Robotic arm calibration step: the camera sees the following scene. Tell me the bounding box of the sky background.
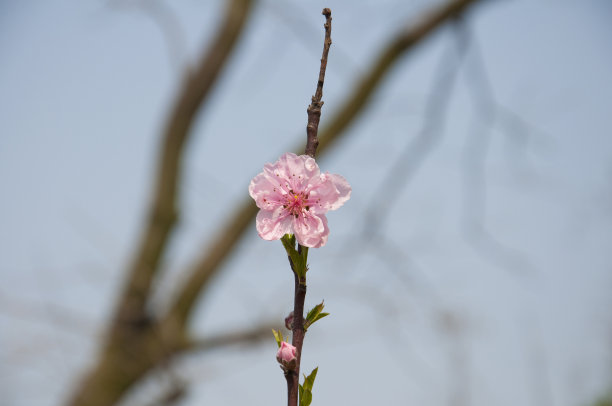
[1,0,611,405]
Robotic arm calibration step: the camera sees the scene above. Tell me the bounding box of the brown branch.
[114,0,254,327]
[285,10,333,406]
[287,271,307,406]
[304,8,332,158]
[165,0,486,332]
[67,1,255,406]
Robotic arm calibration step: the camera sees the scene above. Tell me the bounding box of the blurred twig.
[116,0,254,328]
[0,290,96,336]
[460,28,537,275]
[362,19,469,240]
[107,0,188,72]
[335,21,469,309]
[179,322,279,353]
[67,1,255,405]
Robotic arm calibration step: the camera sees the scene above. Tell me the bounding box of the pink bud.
[276,341,297,371]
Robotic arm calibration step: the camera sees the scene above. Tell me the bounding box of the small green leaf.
[272,329,283,348]
[306,301,324,321]
[304,302,329,330]
[302,367,318,392]
[311,312,329,324]
[298,384,304,405]
[299,367,318,406]
[281,235,308,277]
[301,391,312,406]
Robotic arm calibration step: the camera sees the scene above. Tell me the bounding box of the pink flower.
[276,341,297,371]
[249,152,351,248]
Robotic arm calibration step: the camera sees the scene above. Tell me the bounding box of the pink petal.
[307,173,352,213]
[326,173,351,210]
[249,172,285,209]
[249,152,349,247]
[293,213,329,248]
[256,207,292,241]
[269,153,320,192]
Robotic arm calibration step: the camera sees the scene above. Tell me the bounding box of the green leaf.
[304,302,329,330]
[302,367,318,392]
[272,329,283,348]
[281,234,308,278]
[301,391,312,406]
[311,312,329,324]
[305,301,324,322]
[299,367,318,406]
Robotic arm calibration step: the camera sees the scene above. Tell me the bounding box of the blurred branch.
[139,384,186,406]
[316,0,484,155]
[362,20,469,240]
[133,0,189,72]
[109,0,188,72]
[180,322,279,353]
[437,310,472,406]
[460,28,537,275]
[134,322,277,406]
[115,0,254,327]
[0,290,96,337]
[331,22,468,310]
[67,1,255,405]
[68,1,488,405]
[165,0,487,331]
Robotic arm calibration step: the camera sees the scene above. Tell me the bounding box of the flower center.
[284,190,309,218]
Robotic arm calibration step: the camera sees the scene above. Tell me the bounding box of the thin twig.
[304,8,332,158]
[286,271,307,406]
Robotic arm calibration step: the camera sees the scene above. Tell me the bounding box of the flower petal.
[293,213,329,248]
[270,153,320,192]
[326,173,351,210]
[250,152,349,247]
[249,172,285,209]
[307,173,352,213]
[256,207,292,241]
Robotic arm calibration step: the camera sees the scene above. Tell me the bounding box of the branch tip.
[304,8,332,159]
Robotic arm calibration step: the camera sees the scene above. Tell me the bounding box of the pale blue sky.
[1,1,611,405]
